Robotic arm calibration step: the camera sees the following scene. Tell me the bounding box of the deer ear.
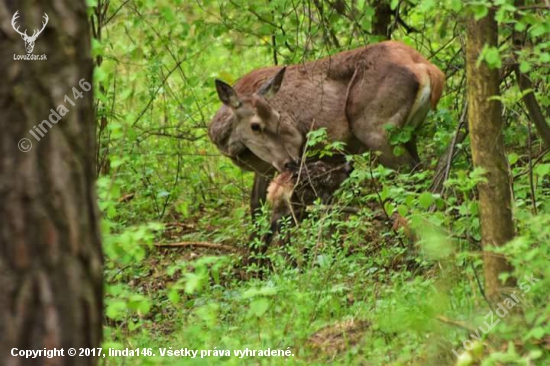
[257,67,286,97]
[215,79,241,108]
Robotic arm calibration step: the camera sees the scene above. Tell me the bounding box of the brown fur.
[209,41,445,173]
[264,158,352,247]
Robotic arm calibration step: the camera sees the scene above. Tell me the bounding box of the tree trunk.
[512,0,550,148]
[465,10,515,302]
[0,1,103,365]
[372,0,392,39]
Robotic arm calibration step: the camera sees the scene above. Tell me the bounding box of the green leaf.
[397,204,408,217]
[185,274,200,294]
[419,0,436,12]
[450,0,463,12]
[525,327,545,340]
[418,192,434,209]
[508,153,519,165]
[160,6,175,22]
[384,201,396,216]
[393,146,405,157]
[168,289,180,304]
[514,21,527,31]
[529,349,543,359]
[416,221,453,260]
[519,61,531,73]
[484,47,502,69]
[242,286,277,299]
[248,298,270,318]
[106,300,127,320]
[534,164,550,177]
[530,24,546,37]
[472,5,489,20]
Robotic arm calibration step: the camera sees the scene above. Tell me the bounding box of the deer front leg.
[247,173,273,269]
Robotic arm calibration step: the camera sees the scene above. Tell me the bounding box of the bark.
[372,0,392,39]
[513,0,550,148]
[514,68,550,148]
[0,1,103,365]
[465,10,515,302]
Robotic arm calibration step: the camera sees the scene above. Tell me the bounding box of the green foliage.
[91,0,550,364]
[305,128,347,158]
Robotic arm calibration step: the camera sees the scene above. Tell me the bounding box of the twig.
[527,112,538,214]
[305,205,360,214]
[154,241,240,252]
[368,154,406,248]
[132,60,185,127]
[471,262,495,313]
[436,315,476,333]
[516,5,550,10]
[445,104,468,182]
[513,148,550,179]
[105,0,131,25]
[396,14,418,34]
[165,222,195,228]
[430,100,469,194]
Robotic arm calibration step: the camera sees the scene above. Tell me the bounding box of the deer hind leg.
[347,102,419,170]
[403,80,432,168]
[345,65,426,170]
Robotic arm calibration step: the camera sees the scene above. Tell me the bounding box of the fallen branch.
[164,222,196,229]
[436,315,476,332]
[305,204,360,214]
[154,241,240,252]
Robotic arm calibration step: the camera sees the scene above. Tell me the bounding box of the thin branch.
[513,148,550,179]
[131,60,185,127]
[154,241,240,252]
[396,14,418,34]
[435,316,476,333]
[368,154,406,248]
[139,131,206,141]
[515,70,550,148]
[527,111,538,214]
[512,0,550,148]
[105,0,131,25]
[516,5,550,10]
[430,100,469,194]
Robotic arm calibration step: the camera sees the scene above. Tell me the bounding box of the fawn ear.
[257,67,286,97]
[215,79,241,108]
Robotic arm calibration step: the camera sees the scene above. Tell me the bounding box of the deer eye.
[250,123,261,132]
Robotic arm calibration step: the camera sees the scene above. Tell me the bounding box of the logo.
[12,11,48,60]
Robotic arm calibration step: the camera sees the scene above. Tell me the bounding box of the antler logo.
[11,11,49,54]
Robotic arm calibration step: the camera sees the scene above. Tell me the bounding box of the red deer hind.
[209,40,445,220]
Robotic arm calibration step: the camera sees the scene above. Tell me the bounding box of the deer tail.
[427,66,445,110]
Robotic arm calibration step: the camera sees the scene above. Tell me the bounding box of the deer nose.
[283,159,300,171]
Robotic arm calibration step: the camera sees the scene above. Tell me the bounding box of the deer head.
[12,11,49,54]
[215,67,304,172]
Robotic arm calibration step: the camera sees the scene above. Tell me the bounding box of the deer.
[11,11,49,54]
[264,156,353,252]
[208,40,444,261]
